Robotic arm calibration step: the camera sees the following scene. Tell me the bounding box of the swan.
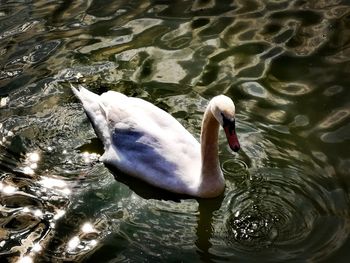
[71,85,240,198]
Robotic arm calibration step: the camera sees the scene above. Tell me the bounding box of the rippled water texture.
[1,0,350,262]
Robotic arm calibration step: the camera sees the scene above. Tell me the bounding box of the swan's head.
[210,95,240,152]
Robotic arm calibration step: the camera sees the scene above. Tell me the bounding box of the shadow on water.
[107,164,226,263]
[196,196,225,263]
[106,163,189,202]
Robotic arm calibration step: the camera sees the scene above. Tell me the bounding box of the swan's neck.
[199,105,225,197]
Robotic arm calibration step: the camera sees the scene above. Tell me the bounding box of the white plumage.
[71,85,240,198]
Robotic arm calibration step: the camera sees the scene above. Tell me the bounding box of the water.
[0,0,349,262]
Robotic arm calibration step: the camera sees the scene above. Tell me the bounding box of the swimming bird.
[71,85,240,198]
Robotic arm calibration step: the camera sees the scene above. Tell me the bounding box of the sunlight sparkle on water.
[82,222,96,233]
[22,207,30,213]
[39,176,66,188]
[82,151,100,163]
[17,256,33,263]
[67,236,80,251]
[90,240,98,246]
[22,151,41,175]
[0,182,17,194]
[32,243,42,252]
[34,209,43,218]
[28,152,40,162]
[54,209,66,220]
[39,176,71,195]
[0,96,9,107]
[23,167,34,175]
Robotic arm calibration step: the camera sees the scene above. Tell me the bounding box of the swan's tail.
[70,84,110,147]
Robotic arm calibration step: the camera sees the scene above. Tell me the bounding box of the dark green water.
[1,0,350,262]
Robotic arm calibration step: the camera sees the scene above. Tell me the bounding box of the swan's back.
[72,86,202,195]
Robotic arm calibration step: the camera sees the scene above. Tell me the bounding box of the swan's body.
[72,85,240,198]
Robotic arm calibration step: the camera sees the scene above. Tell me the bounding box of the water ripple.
[213,167,350,262]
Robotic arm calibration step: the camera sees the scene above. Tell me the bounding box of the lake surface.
[1,0,350,262]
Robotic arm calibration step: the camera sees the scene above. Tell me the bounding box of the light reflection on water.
[0,0,350,262]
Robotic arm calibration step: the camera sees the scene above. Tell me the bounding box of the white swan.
[71,85,240,198]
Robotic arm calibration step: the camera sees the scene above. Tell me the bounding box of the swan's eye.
[221,113,234,128]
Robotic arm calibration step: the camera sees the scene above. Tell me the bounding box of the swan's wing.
[99,92,202,192]
[105,121,201,193]
[72,85,201,193]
